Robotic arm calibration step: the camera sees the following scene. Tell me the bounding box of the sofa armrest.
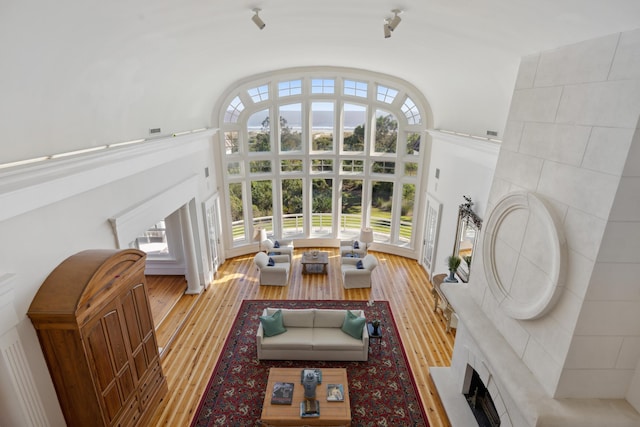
[270,254,290,263]
[256,321,264,345]
[343,269,369,277]
[360,313,369,347]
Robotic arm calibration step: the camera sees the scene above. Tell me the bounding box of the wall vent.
[149,128,162,134]
[486,130,498,137]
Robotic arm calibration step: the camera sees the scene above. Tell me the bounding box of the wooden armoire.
[28,249,167,427]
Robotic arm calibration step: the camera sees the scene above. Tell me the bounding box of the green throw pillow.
[259,309,287,337]
[341,310,366,339]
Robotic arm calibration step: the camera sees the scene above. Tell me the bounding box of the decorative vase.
[373,325,379,335]
[444,270,458,283]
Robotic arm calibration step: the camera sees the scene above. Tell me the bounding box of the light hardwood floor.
[147,249,455,427]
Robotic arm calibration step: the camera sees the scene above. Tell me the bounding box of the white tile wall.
[509,86,562,123]
[556,368,634,398]
[519,122,591,165]
[609,177,640,221]
[583,127,635,175]
[587,262,640,301]
[515,53,539,89]
[556,80,640,128]
[609,28,640,80]
[535,33,618,87]
[538,161,619,220]
[565,335,624,369]
[597,221,640,263]
[473,28,640,404]
[494,150,543,190]
[575,300,640,336]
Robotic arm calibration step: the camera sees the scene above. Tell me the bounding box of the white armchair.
[262,238,294,257]
[339,240,367,258]
[254,252,291,286]
[341,254,378,289]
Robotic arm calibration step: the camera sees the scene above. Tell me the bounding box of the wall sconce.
[252,8,266,30]
[388,9,402,31]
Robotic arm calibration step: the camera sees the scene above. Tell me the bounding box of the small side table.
[367,322,382,352]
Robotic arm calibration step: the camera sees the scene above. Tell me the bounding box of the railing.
[231,214,413,243]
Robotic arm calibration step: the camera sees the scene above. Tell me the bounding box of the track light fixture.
[388,9,402,31]
[383,19,391,38]
[251,8,265,30]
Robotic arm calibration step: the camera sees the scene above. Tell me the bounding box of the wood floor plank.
[147,249,455,427]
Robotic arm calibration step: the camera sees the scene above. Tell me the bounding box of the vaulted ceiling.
[2,0,639,163]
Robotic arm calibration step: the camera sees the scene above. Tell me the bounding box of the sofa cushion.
[341,310,366,339]
[267,308,314,328]
[313,328,365,351]
[259,309,286,337]
[314,309,348,328]
[260,327,313,350]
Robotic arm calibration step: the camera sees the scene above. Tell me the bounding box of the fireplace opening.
[463,367,500,427]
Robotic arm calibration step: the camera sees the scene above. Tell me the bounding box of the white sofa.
[254,252,291,286]
[256,308,369,361]
[262,238,294,257]
[341,254,378,289]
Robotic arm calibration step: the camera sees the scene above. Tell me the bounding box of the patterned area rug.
[191,300,428,427]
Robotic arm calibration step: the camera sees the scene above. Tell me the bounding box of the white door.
[422,193,442,282]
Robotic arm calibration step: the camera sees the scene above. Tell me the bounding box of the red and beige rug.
[190,299,429,427]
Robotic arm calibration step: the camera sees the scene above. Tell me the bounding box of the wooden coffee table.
[301,251,329,274]
[260,367,351,426]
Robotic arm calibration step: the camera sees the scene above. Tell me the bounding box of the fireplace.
[464,366,500,427]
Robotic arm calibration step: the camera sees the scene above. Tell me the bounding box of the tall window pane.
[280,104,302,152]
[281,159,303,172]
[341,179,362,232]
[400,184,415,243]
[225,131,239,154]
[407,132,421,155]
[249,160,271,173]
[375,110,398,153]
[311,159,333,172]
[371,181,393,240]
[311,102,333,151]
[251,180,273,233]
[312,178,333,235]
[229,183,245,241]
[247,109,270,152]
[282,179,303,237]
[343,103,366,152]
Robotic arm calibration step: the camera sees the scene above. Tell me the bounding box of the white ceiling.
[2,0,640,163]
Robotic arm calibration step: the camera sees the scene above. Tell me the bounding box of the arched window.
[217,68,428,251]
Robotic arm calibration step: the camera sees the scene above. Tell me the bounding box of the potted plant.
[463,254,472,270]
[445,255,461,282]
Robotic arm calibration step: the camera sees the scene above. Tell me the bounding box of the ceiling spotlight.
[384,19,391,38]
[252,8,265,30]
[388,9,402,31]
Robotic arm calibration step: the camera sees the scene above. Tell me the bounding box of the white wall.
[0,132,217,426]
